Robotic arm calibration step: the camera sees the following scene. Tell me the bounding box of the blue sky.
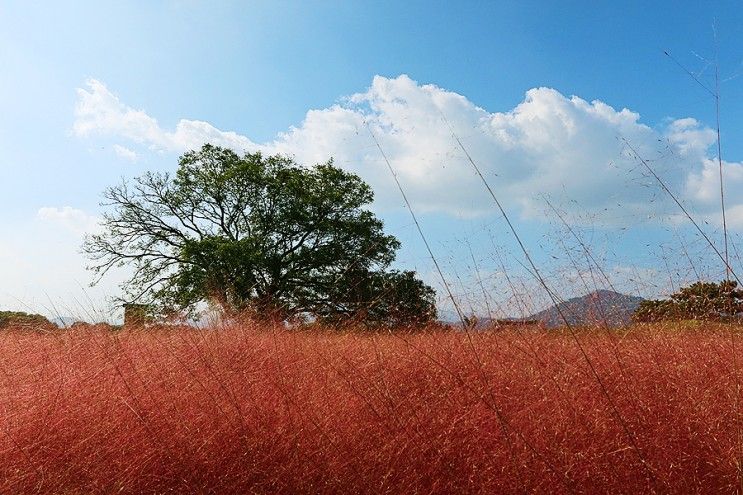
[2,1,743,320]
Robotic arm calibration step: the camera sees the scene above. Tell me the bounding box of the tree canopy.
[85,144,436,327]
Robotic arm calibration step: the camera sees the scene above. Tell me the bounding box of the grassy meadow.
[0,320,740,494]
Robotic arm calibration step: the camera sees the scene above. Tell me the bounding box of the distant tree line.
[632,280,743,323]
[0,311,55,330]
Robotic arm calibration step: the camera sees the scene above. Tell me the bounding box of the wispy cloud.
[112,144,138,162]
[37,206,100,236]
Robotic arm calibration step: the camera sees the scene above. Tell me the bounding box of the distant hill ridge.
[528,289,645,328]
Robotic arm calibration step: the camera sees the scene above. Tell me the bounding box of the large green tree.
[85,144,436,327]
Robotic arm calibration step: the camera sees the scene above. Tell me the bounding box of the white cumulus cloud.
[74,79,258,153]
[72,75,743,224]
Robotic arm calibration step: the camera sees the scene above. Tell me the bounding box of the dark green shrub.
[0,311,56,330]
[632,280,743,322]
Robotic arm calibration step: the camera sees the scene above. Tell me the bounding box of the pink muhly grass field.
[0,321,740,493]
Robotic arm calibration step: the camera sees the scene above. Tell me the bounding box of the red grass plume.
[0,322,740,493]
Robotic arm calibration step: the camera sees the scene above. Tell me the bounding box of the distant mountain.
[528,290,645,328]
